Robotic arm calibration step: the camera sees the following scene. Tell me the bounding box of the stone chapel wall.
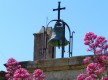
[20,56,87,80]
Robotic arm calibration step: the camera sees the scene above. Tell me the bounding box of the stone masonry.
[20,55,87,80]
[33,27,56,61]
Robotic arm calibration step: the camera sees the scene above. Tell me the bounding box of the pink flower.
[95,49,102,54]
[83,57,91,64]
[90,74,97,78]
[6,58,21,80]
[84,40,90,45]
[102,75,108,80]
[6,58,21,73]
[94,55,107,67]
[84,32,108,54]
[84,32,97,41]
[86,63,98,74]
[95,36,106,47]
[77,73,87,80]
[104,44,108,49]
[85,76,94,80]
[86,62,105,79]
[33,69,45,80]
[14,68,30,80]
[89,43,95,48]
[81,32,108,80]
[95,67,105,75]
[5,73,10,78]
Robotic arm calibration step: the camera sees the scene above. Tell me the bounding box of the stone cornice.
[20,55,88,72]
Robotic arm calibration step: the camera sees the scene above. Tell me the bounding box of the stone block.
[69,56,85,65]
[52,58,69,66]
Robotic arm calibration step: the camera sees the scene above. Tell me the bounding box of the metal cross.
[53,1,66,20]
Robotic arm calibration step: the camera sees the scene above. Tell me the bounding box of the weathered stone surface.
[45,69,86,80]
[69,56,85,65]
[20,55,89,80]
[33,27,56,61]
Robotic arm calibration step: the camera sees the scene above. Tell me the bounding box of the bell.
[48,22,69,46]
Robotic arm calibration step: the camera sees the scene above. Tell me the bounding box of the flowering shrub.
[5,58,45,80]
[5,58,21,79]
[77,32,108,80]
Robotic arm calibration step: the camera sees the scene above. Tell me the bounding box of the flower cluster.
[77,32,108,80]
[102,75,108,80]
[77,73,94,80]
[5,58,45,80]
[87,63,105,76]
[14,68,30,80]
[33,69,45,80]
[84,32,108,54]
[84,32,97,45]
[83,57,91,64]
[77,73,87,80]
[6,58,21,79]
[6,58,21,73]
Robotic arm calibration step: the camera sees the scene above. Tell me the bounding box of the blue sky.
[0,0,108,71]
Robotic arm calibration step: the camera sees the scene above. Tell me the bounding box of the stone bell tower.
[33,26,56,61]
